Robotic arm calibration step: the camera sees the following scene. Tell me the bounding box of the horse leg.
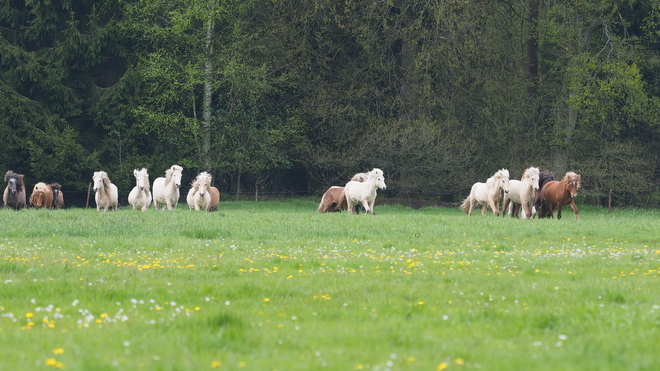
[481,204,487,216]
[502,197,510,218]
[557,206,562,220]
[363,200,373,215]
[569,200,580,220]
[488,199,499,216]
[467,198,474,216]
[346,199,355,214]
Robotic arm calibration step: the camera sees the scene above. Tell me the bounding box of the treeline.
[1,0,659,205]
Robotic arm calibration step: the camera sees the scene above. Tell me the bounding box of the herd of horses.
[2,166,219,212]
[3,165,579,219]
[459,167,582,220]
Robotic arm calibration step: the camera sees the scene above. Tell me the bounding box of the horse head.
[195,172,211,196]
[564,172,581,198]
[92,171,107,192]
[498,169,510,194]
[170,165,183,188]
[375,175,386,190]
[4,171,22,194]
[524,167,540,192]
[134,168,150,192]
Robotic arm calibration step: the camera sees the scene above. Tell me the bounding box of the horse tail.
[459,197,471,214]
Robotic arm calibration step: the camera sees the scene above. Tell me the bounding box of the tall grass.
[0,202,659,370]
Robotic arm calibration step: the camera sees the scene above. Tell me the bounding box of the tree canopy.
[2,0,659,205]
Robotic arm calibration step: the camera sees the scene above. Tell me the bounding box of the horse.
[344,168,386,215]
[208,186,220,211]
[92,171,118,212]
[539,171,581,220]
[186,172,213,211]
[152,165,183,210]
[459,169,510,216]
[3,171,26,210]
[49,183,65,209]
[29,182,54,209]
[128,168,152,211]
[534,171,555,218]
[318,186,348,213]
[502,167,540,219]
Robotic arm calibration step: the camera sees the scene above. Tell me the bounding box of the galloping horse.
[460,169,510,216]
[344,168,386,215]
[187,172,213,211]
[128,168,152,211]
[3,171,26,210]
[534,171,555,218]
[29,182,54,209]
[539,171,581,220]
[49,183,65,209]
[92,171,119,212]
[318,186,348,213]
[208,186,220,211]
[153,165,183,210]
[502,167,540,219]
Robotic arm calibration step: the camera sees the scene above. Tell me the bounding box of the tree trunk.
[202,0,216,169]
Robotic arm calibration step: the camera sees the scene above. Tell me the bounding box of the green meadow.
[0,201,659,370]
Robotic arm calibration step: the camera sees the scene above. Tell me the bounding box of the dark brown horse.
[534,171,555,218]
[49,183,65,209]
[3,171,26,210]
[539,172,581,220]
[29,182,54,209]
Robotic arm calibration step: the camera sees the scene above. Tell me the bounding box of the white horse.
[502,167,540,219]
[344,168,386,215]
[128,168,152,211]
[92,171,118,212]
[152,165,183,210]
[459,169,510,216]
[187,172,213,211]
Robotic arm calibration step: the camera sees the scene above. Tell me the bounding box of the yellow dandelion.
[264,298,270,302]
[195,307,201,311]
[46,358,57,366]
[455,357,465,365]
[53,348,64,355]
[211,360,221,368]
[437,362,448,370]
[238,361,246,368]
[26,313,33,318]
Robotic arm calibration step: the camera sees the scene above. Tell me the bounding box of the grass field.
[0,201,659,370]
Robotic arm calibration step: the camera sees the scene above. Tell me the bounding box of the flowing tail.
[459,197,471,214]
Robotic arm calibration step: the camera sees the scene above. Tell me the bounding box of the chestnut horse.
[3,171,26,210]
[29,182,54,209]
[49,183,65,209]
[539,172,581,220]
[318,186,348,213]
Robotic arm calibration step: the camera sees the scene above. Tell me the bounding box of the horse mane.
[538,171,554,189]
[136,168,150,191]
[165,165,183,184]
[522,167,539,179]
[563,172,581,189]
[486,169,508,189]
[4,171,23,185]
[191,172,211,190]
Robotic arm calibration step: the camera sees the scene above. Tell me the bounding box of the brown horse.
[318,186,348,213]
[208,186,220,212]
[29,182,54,209]
[539,172,581,220]
[49,183,65,209]
[3,171,26,210]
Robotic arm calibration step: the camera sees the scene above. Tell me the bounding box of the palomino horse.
[153,165,183,210]
[29,182,54,209]
[502,167,540,219]
[49,183,65,209]
[208,186,220,211]
[187,172,213,211]
[92,171,119,212]
[460,169,510,216]
[539,171,581,220]
[128,168,152,211]
[534,171,555,218]
[3,171,26,210]
[344,168,386,215]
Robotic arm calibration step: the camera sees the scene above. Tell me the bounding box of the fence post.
[608,189,612,212]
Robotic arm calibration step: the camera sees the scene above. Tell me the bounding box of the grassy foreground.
[0,201,659,370]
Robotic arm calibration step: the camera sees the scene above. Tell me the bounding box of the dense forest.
[1,0,659,206]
